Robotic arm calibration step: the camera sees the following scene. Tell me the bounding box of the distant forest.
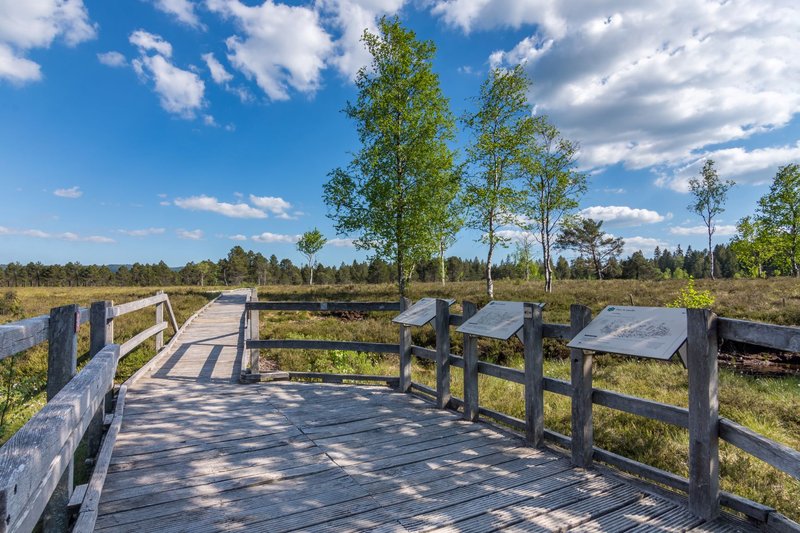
[0,241,769,288]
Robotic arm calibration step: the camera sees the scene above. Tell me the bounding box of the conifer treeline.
[0,242,751,287]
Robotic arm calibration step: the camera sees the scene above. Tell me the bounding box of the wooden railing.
[245,297,800,531]
[0,292,182,533]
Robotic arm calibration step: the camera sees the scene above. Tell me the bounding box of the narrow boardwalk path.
[95,293,755,532]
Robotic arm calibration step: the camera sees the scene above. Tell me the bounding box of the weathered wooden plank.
[435,299,451,410]
[570,304,593,468]
[543,323,571,340]
[87,300,113,460]
[154,291,164,352]
[448,313,463,327]
[0,344,118,533]
[478,407,525,431]
[593,447,689,492]
[0,313,49,361]
[477,360,524,384]
[766,512,800,533]
[397,298,414,392]
[592,388,689,428]
[163,295,179,334]
[412,345,436,361]
[569,495,677,533]
[289,372,398,385]
[687,308,720,520]
[524,302,544,447]
[718,317,800,353]
[248,339,400,353]
[119,322,168,359]
[43,304,79,533]
[249,288,259,374]
[246,301,401,312]
[719,417,800,480]
[543,377,571,396]
[107,293,168,319]
[462,301,478,422]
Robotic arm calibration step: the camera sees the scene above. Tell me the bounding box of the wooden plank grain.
[719,418,800,480]
[0,314,49,361]
[107,293,168,319]
[435,299,451,410]
[718,318,800,353]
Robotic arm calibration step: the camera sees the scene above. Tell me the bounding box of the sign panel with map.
[392,298,455,327]
[567,306,688,360]
[457,301,543,340]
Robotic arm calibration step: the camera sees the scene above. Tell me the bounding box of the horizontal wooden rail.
[543,377,571,396]
[0,308,90,362]
[246,301,401,312]
[718,317,800,353]
[248,339,400,353]
[119,322,169,359]
[0,344,119,533]
[288,372,398,386]
[106,293,169,319]
[719,417,800,481]
[592,388,690,429]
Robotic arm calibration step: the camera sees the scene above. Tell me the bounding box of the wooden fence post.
[570,304,593,468]
[87,301,113,460]
[687,308,720,520]
[398,297,412,393]
[435,299,451,409]
[462,301,478,422]
[155,290,164,352]
[524,303,544,447]
[42,304,79,533]
[249,288,259,375]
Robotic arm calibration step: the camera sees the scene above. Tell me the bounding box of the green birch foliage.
[730,216,775,278]
[462,65,534,298]
[521,117,587,293]
[296,228,327,286]
[756,163,800,277]
[687,159,734,279]
[323,17,457,296]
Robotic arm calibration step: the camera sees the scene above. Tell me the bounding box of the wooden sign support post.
[523,303,544,447]
[462,301,478,422]
[398,297,412,392]
[249,288,260,376]
[570,304,593,468]
[42,304,79,533]
[687,308,720,520]
[434,299,451,409]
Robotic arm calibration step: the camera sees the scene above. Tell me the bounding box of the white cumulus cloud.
[175,194,267,218]
[657,142,800,192]
[579,205,665,226]
[118,227,166,237]
[177,228,204,240]
[248,194,293,218]
[443,1,800,180]
[97,51,127,67]
[229,234,248,241]
[0,225,113,243]
[206,0,333,101]
[54,186,82,198]
[317,0,406,80]
[151,0,204,29]
[251,231,298,243]
[133,52,205,118]
[621,236,669,256]
[202,52,233,84]
[0,0,97,83]
[129,29,173,57]
[327,237,355,247]
[669,225,737,237]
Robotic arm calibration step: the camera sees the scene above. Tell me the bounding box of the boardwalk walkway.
[94,292,755,532]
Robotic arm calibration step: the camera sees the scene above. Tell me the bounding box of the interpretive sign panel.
[392,298,455,327]
[567,306,688,360]
[457,300,542,340]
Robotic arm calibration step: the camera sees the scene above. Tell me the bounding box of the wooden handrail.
[246,301,401,312]
[0,344,119,533]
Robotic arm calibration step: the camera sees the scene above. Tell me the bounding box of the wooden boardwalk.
[94,292,757,532]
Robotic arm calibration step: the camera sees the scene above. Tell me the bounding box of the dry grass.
[256,278,800,522]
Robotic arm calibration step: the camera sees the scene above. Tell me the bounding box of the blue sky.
[1,0,799,267]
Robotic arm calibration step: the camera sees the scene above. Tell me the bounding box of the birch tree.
[462,65,532,298]
[687,160,734,280]
[323,17,457,297]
